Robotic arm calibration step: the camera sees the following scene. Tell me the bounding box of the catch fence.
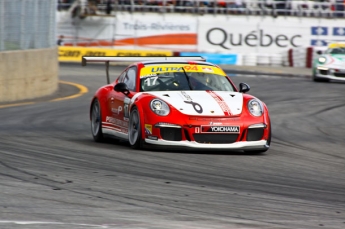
[58,0,345,18]
[0,0,56,51]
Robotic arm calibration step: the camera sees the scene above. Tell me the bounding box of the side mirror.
[316,50,323,55]
[114,82,130,95]
[239,82,250,93]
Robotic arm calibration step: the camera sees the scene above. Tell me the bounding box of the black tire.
[128,107,143,149]
[313,73,329,82]
[90,99,104,142]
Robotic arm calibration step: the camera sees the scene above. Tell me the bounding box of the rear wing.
[82,56,206,84]
[82,56,206,66]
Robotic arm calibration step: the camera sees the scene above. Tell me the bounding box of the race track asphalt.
[0,63,344,229]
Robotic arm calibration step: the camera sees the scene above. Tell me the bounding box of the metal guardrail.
[0,0,56,52]
[57,0,345,18]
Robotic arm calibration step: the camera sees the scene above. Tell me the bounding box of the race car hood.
[331,54,345,65]
[146,91,243,116]
[324,54,345,67]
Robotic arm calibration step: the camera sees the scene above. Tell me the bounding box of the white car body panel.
[314,53,345,81]
[144,91,243,116]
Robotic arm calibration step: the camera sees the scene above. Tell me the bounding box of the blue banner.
[180,52,238,65]
[311,26,328,36]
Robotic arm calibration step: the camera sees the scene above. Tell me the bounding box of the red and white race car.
[83,56,271,153]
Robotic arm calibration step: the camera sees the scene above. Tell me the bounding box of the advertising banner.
[58,46,173,62]
[115,14,197,47]
[57,13,197,50]
[180,52,241,65]
[57,12,345,56]
[197,16,345,54]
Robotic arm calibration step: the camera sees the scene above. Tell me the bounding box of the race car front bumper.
[315,66,345,81]
[144,138,269,151]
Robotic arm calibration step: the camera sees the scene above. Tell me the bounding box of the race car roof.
[328,42,345,48]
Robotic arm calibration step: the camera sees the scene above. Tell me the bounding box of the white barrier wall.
[57,12,345,66]
[0,48,58,103]
[58,12,345,50]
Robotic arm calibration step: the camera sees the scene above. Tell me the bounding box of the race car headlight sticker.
[247,99,263,117]
[318,57,326,64]
[150,99,170,116]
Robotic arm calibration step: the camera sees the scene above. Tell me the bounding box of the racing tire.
[91,98,104,142]
[128,107,143,149]
[313,74,329,82]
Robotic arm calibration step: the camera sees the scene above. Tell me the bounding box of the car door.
[108,66,137,136]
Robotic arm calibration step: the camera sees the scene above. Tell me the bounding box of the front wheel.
[91,99,104,142]
[313,73,330,82]
[128,107,143,149]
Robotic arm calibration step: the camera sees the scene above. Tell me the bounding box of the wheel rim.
[91,101,100,136]
[129,109,140,145]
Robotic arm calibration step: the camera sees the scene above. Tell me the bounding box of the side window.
[123,67,137,91]
[117,70,127,82]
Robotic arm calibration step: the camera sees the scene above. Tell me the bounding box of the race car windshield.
[140,67,235,92]
[328,47,345,54]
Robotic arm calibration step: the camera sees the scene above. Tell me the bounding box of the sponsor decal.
[181,91,203,114]
[181,91,192,101]
[105,116,128,127]
[206,91,231,116]
[333,27,345,36]
[122,22,191,31]
[184,101,203,113]
[111,106,123,114]
[202,67,213,72]
[311,26,328,36]
[141,64,224,76]
[310,27,345,46]
[210,122,222,125]
[151,67,182,72]
[150,65,198,73]
[206,28,301,50]
[329,43,345,48]
[184,66,198,71]
[58,46,172,62]
[145,124,152,135]
[311,40,328,46]
[201,125,240,133]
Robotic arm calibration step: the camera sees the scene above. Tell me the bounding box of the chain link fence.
[0,0,56,51]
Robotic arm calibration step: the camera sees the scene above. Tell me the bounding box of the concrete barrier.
[0,47,58,103]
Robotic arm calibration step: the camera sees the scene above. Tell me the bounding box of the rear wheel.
[128,107,143,149]
[91,99,104,142]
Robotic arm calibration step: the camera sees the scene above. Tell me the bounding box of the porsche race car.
[313,42,345,82]
[82,56,271,153]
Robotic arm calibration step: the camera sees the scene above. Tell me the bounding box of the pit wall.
[0,47,59,103]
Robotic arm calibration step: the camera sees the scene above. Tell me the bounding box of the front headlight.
[150,99,170,116]
[318,57,326,64]
[247,99,263,117]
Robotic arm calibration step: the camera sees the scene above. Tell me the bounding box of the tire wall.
[0,47,58,103]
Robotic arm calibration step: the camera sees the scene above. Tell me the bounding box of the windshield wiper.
[181,67,193,90]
